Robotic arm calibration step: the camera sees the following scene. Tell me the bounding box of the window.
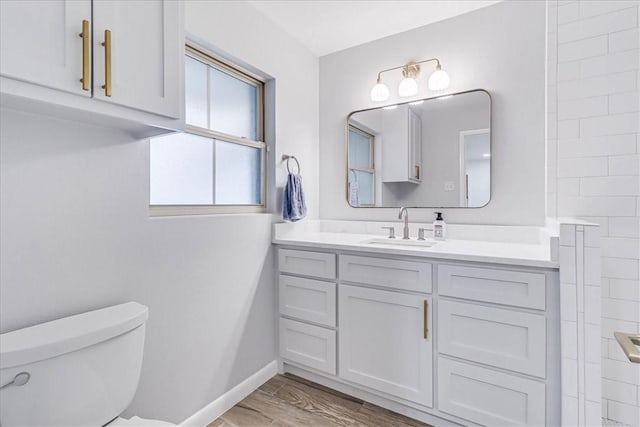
[150,44,266,214]
[348,125,375,206]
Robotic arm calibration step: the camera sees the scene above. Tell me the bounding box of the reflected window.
[348,125,375,206]
[150,45,265,213]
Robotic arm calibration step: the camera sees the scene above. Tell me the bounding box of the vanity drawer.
[339,255,432,293]
[279,275,336,327]
[438,264,546,309]
[279,249,336,280]
[438,300,546,377]
[279,318,336,375]
[437,357,545,427]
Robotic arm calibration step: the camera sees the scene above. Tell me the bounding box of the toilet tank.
[0,302,149,427]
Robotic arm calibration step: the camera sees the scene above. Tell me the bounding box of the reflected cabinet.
[347,90,491,208]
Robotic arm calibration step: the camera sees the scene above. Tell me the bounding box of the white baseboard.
[179,360,278,426]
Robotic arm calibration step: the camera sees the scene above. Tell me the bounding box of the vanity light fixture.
[370,58,450,102]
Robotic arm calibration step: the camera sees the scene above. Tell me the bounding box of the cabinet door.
[381,105,409,183]
[0,0,91,96]
[93,0,181,118]
[408,107,422,183]
[339,285,433,407]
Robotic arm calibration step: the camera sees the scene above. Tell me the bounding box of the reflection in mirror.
[347,89,491,208]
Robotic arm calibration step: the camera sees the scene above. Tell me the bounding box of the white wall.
[547,0,640,424]
[319,0,546,225]
[0,1,318,423]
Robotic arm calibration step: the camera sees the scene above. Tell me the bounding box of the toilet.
[0,302,175,426]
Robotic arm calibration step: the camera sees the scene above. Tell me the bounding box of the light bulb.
[398,77,418,97]
[370,79,389,102]
[428,65,450,91]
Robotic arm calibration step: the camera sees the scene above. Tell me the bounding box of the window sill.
[149,205,267,217]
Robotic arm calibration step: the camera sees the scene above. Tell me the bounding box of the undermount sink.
[364,238,439,248]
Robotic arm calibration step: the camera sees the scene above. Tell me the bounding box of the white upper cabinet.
[0,0,91,96]
[409,108,422,182]
[0,0,183,136]
[381,104,423,184]
[92,0,180,118]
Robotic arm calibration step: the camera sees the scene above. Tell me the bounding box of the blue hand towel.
[283,173,307,222]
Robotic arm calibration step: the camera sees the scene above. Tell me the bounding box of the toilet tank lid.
[0,302,149,369]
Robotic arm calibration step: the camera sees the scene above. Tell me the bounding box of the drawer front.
[279,318,336,375]
[279,275,336,327]
[279,249,336,280]
[438,264,546,309]
[438,357,545,427]
[438,300,546,378]
[339,255,432,293]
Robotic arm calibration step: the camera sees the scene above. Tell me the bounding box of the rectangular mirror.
[346,89,491,208]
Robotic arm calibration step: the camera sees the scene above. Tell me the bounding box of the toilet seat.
[108,416,176,427]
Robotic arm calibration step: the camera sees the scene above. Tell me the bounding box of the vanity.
[273,221,561,427]
[273,77,600,426]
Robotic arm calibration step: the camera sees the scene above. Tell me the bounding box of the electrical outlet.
[444,181,455,191]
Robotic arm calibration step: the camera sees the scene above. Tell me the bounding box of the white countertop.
[273,221,559,269]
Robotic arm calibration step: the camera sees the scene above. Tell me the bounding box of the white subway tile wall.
[559,222,603,426]
[548,1,640,425]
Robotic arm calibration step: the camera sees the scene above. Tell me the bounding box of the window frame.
[347,124,375,206]
[150,43,267,217]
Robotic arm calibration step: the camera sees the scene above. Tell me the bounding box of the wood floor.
[208,374,433,427]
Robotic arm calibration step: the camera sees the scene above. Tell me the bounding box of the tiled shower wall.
[547,1,640,424]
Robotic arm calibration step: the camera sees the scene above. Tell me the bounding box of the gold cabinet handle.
[423,300,429,339]
[415,165,420,180]
[465,174,469,200]
[101,30,112,97]
[78,20,90,91]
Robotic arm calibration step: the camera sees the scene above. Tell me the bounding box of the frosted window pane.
[351,170,374,205]
[214,140,262,205]
[210,67,257,139]
[185,56,208,128]
[349,129,372,168]
[150,133,213,205]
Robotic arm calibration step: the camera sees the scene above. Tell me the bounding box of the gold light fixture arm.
[376,58,442,80]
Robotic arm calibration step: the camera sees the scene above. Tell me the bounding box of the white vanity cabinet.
[381,104,422,183]
[339,285,433,407]
[276,246,560,427]
[278,250,338,376]
[0,0,183,136]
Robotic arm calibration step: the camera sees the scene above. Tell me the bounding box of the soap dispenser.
[433,212,446,241]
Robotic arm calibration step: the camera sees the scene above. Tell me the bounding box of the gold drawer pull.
[101,29,112,97]
[415,165,420,180]
[78,20,90,91]
[423,300,429,339]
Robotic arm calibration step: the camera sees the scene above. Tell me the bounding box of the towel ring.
[282,155,301,175]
